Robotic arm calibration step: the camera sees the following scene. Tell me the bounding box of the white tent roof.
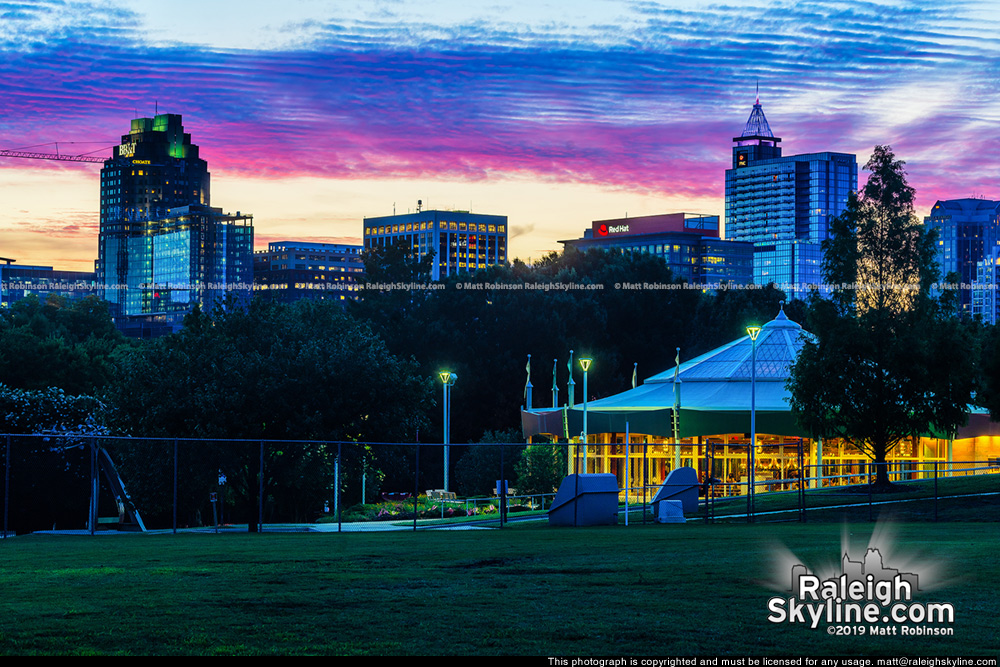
[586,304,814,413]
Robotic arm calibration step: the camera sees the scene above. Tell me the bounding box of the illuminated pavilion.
[520,306,1000,495]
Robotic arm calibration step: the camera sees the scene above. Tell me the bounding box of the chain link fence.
[1,434,998,536]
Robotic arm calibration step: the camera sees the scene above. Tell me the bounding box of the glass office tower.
[725,99,857,299]
[98,114,252,333]
[924,198,1000,321]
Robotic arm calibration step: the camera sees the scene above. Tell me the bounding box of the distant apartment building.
[924,198,1000,322]
[253,241,364,303]
[725,98,857,299]
[560,213,754,286]
[363,208,507,280]
[0,258,98,308]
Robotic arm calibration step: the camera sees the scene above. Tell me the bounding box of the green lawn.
[1,522,997,656]
[696,472,1000,523]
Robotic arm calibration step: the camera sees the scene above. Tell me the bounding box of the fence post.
[173,439,178,534]
[934,461,938,522]
[573,442,579,528]
[642,440,648,525]
[500,443,506,528]
[868,462,873,522]
[413,444,419,532]
[89,436,97,536]
[258,441,264,533]
[337,442,342,533]
[4,434,10,538]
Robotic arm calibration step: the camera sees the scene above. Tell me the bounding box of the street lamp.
[579,357,592,471]
[746,325,761,522]
[439,371,457,491]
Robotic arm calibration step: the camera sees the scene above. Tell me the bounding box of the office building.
[0,258,98,308]
[560,213,753,286]
[725,98,857,299]
[254,241,364,303]
[923,198,1000,321]
[97,114,252,333]
[363,207,507,280]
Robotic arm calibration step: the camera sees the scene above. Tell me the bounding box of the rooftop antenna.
[756,79,759,104]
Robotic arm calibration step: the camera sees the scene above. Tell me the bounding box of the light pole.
[579,357,592,471]
[439,371,457,491]
[746,325,761,522]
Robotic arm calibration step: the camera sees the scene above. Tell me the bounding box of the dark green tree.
[105,298,434,526]
[788,146,976,488]
[0,384,107,533]
[0,295,127,393]
[452,428,525,498]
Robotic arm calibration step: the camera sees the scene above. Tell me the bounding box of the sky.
[1,0,998,271]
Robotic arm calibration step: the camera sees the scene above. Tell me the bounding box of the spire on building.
[741,99,774,139]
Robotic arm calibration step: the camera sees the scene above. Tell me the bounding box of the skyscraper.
[924,198,1000,322]
[725,98,857,299]
[98,114,252,333]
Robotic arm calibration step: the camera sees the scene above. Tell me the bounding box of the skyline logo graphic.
[764,524,956,637]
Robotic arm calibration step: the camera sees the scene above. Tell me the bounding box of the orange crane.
[0,142,110,164]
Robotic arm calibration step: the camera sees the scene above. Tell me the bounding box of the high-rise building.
[253,241,364,303]
[363,208,507,280]
[559,213,754,286]
[97,114,252,333]
[725,98,857,299]
[140,204,253,320]
[924,198,1000,321]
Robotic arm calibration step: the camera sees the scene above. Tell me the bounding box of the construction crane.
[0,142,110,164]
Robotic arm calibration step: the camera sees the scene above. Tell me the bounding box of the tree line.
[3,144,999,523]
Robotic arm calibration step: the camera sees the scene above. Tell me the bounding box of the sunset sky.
[1,0,998,271]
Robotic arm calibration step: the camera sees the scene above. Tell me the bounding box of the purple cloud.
[0,0,997,223]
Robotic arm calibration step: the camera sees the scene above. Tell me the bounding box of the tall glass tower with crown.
[725,95,858,299]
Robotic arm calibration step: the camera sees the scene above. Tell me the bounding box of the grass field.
[1,522,998,656]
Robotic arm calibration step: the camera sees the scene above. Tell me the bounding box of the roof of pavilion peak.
[578,305,813,415]
[646,303,814,384]
[520,305,816,439]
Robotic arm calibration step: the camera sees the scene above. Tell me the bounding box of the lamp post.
[746,325,761,522]
[579,357,592,471]
[439,371,457,491]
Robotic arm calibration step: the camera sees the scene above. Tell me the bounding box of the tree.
[0,384,108,533]
[104,298,434,526]
[0,295,127,394]
[788,146,976,488]
[452,429,525,497]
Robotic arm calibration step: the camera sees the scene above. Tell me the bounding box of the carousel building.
[520,307,1000,496]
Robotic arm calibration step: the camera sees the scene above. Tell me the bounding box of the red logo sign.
[598,224,609,236]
